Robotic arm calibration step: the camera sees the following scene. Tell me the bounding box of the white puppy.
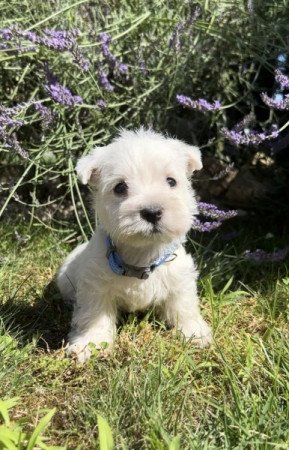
[57,128,212,362]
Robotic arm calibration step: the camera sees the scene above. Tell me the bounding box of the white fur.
[57,129,212,362]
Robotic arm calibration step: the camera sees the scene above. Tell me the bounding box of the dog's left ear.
[175,141,203,175]
[76,147,104,185]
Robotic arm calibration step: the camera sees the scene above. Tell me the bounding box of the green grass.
[0,221,288,449]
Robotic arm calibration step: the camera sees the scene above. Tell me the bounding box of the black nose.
[140,207,162,225]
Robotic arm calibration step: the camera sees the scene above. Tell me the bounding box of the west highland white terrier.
[57,128,212,362]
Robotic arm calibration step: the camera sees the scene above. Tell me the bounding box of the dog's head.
[76,129,202,247]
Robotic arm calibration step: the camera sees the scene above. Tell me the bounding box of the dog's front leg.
[160,292,212,348]
[67,290,116,362]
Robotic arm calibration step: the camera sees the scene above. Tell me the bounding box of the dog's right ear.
[171,139,202,175]
[76,148,104,185]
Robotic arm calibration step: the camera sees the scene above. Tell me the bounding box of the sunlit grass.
[0,221,288,449]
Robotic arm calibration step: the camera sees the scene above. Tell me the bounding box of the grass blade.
[26,408,56,450]
[97,415,114,450]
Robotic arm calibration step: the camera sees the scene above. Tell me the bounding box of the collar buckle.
[105,235,179,279]
[123,264,151,280]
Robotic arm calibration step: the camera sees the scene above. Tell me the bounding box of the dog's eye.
[113,181,128,195]
[166,177,177,187]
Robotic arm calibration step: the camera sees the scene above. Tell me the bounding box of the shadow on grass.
[0,279,167,353]
[0,280,72,351]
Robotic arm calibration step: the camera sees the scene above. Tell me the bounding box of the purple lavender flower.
[0,25,89,71]
[42,28,90,71]
[99,32,117,69]
[118,63,128,76]
[0,28,13,40]
[176,95,221,112]
[0,104,29,158]
[0,114,23,129]
[98,32,111,45]
[98,70,114,92]
[0,105,24,129]
[80,58,90,72]
[21,30,38,43]
[197,202,237,221]
[34,102,56,129]
[1,25,38,42]
[43,64,82,107]
[0,130,28,159]
[221,126,279,146]
[260,64,289,110]
[192,218,223,232]
[96,99,106,111]
[41,29,74,51]
[261,92,289,110]
[192,202,237,232]
[275,69,289,89]
[45,82,82,106]
[0,25,38,52]
[72,48,90,72]
[244,245,289,263]
[0,25,39,49]
[5,133,29,159]
[234,112,255,132]
[98,32,128,78]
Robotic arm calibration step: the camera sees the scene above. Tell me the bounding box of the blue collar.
[105,235,179,280]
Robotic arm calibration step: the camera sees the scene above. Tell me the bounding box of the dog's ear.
[174,141,202,175]
[76,148,104,185]
[185,145,202,174]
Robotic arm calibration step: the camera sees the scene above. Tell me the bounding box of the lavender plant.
[192,202,237,233]
[244,246,289,263]
[176,95,221,112]
[0,0,288,247]
[0,25,90,71]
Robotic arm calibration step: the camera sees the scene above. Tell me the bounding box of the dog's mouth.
[135,226,162,238]
[130,225,164,241]
[116,223,178,248]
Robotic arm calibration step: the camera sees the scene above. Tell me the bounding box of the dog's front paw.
[180,318,213,348]
[66,343,91,363]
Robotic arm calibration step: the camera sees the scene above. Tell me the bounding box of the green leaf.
[27,408,56,450]
[0,398,19,426]
[0,434,18,450]
[220,276,234,295]
[0,425,22,443]
[168,436,180,450]
[97,415,114,450]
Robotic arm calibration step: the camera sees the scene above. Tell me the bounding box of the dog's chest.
[108,271,169,312]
